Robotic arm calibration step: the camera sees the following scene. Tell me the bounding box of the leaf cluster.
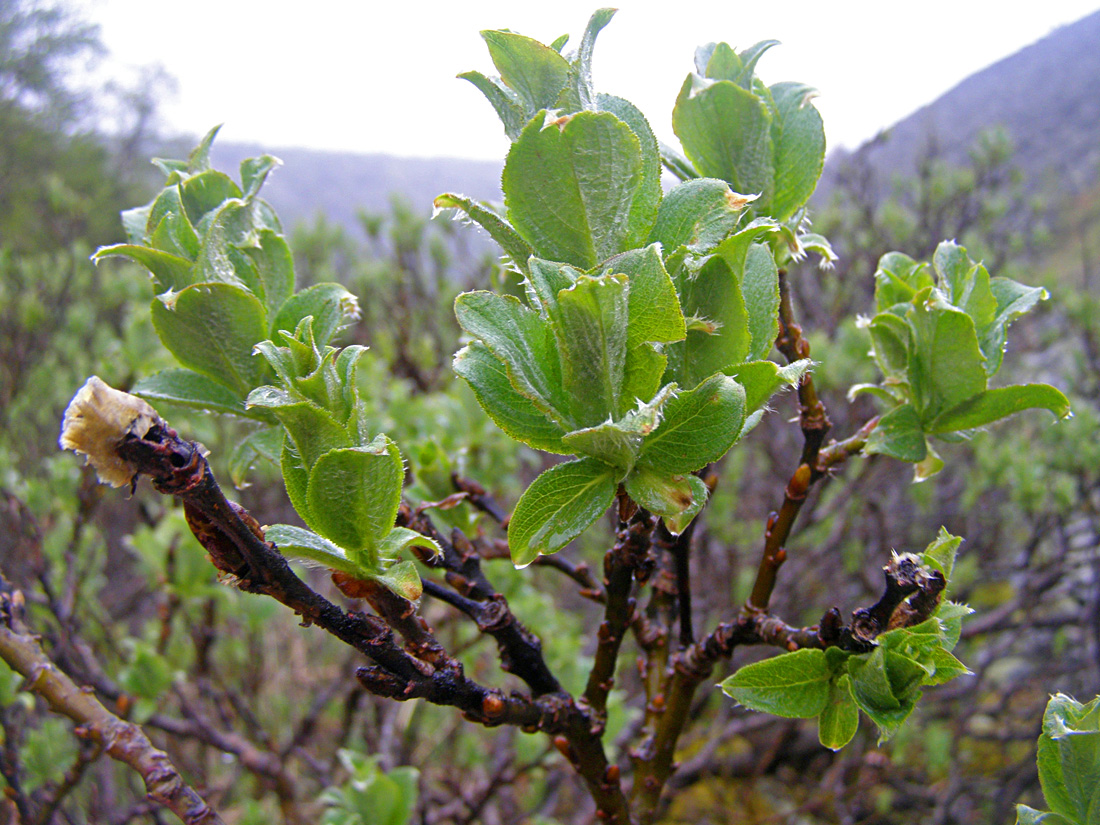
[857,241,1070,478]
[443,10,827,566]
[721,530,973,749]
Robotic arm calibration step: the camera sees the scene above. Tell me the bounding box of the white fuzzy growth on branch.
[59,376,162,487]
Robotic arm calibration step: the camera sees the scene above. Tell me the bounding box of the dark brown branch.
[400,511,562,696]
[583,502,656,724]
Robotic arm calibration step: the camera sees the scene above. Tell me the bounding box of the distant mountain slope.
[816,9,1100,203]
[209,142,503,235]
[205,10,1100,235]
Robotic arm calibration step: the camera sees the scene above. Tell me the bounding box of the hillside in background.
[814,9,1100,206]
[208,142,502,237]
[197,9,1100,237]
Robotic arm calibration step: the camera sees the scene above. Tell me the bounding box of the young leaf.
[305,438,404,565]
[151,283,268,395]
[266,524,362,576]
[864,403,927,463]
[906,289,987,423]
[741,242,780,361]
[921,527,963,581]
[927,384,1071,433]
[639,374,747,475]
[818,674,859,751]
[768,82,825,223]
[131,369,249,417]
[558,8,617,112]
[624,465,705,520]
[454,291,564,419]
[507,457,619,567]
[725,359,809,415]
[371,559,424,603]
[554,273,629,424]
[481,29,570,113]
[503,110,644,269]
[93,244,196,293]
[672,74,774,202]
[433,193,534,274]
[452,343,569,453]
[648,178,748,254]
[600,245,686,350]
[271,283,360,346]
[458,71,528,140]
[720,648,831,718]
[595,93,662,249]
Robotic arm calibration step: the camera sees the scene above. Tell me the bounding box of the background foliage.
[0,3,1098,824]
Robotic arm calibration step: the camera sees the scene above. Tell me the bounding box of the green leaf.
[725,359,809,415]
[595,93,662,249]
[639,374,746,474]
[482,29,570,112]
[372,559,424,603]
[1014,805,1075,825]
[281,443,314,525]
[665,255,748,388]
[741,242,780,361]
[433,193,534,274]
[271,283,360,346]
[559,8,617,112]
[868,312,911,378]
[151,283,268,395]
[458,71,528,141]
[376,528,440,562]
[624,465,706,520]
[503,110,644,269]
[928,384,1070,433]
[306,438,404,564]
[245,229,295,318]
[874,252,932,314]
[132,368,250,418]
[935,601,973,651]
[601,245,686,349]
[648,178,748,254]
[554,273,629,423]
[672,74,774,201]
[250,392,351,468]
[180,169,242,226]
[921,527,963,581]
[561,385,674,471]
[907,288,988,423]
[266,524,362,576]
[923,647,971,686]
[848,647,920,741]
[663,474,709,535]
[507,457,618,567]
[982,277,1047,375]
[818,674,859,751]
[1038,726,1079,822]
[93,244,196,292]
[864,404,927,463]
[240,154,280,199]
[719,648,831,718]
[453,343,569,453]
[933,241,997,329]
[454,291,564,419]
[768,82,825,222]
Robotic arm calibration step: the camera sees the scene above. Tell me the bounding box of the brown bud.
[604,764,621,783]
[482,692,505,720]
[553,735,574,761]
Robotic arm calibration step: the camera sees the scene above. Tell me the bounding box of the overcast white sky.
[76,1,1100,161]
